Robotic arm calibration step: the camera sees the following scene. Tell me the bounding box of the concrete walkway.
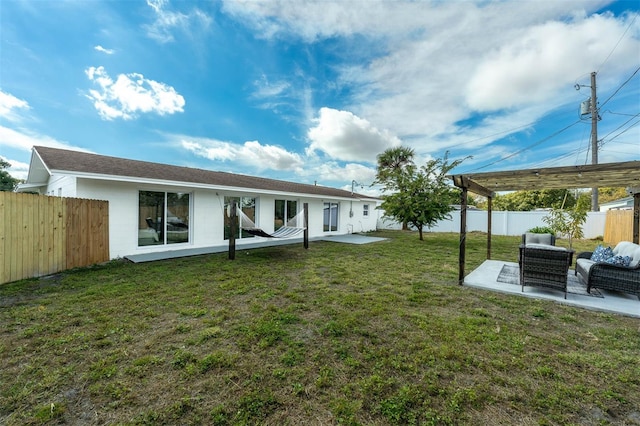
[465,260,639,318]
[124,233,386,263]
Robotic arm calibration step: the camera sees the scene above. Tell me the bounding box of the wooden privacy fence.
[0,192,109,285]
[603,209,633,246]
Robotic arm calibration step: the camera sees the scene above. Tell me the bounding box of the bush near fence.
[0,192,109,285]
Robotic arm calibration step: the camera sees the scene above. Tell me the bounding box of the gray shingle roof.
[34,146,377,200]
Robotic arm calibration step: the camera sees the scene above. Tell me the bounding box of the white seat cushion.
[524,233,554,245]
[576,258,594,274]
[613,242,640,268]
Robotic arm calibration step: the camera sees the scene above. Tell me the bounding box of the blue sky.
[1,0,639,195]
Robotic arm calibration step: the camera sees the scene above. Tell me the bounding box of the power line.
[599,113,640,142]
[599,66,640,110]
[465,120,582,172]
[603,110,640,117]
[448,115,561,150]
[601,118,640,145]
[597,12,638,73]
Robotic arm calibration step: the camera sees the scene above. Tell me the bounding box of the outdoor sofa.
[575,241,640,300]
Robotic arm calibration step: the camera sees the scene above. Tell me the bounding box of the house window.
[275,199,297,230]
[138,191,190,246]
[363,204,369,217]
[224,196,256,240]
[323,202,338,232]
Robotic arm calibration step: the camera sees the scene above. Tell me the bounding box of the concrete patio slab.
[318,234,387,245]
[465,260,639,318]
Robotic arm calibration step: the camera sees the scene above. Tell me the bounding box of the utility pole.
[590,71,598,212]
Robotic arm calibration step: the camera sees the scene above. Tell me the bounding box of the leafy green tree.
[374,146,417,230]
[374,147,466,240]
[0,159,20,192]
[598,187,629,204]
[491,189,576,211]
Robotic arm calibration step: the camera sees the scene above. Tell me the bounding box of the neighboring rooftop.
[26,146,378,200]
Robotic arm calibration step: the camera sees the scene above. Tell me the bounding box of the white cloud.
[466,13,638,112]
[0,125,85,153]
[85,66,185,120]
[221,0,431,41]
[225,1,639,166]
[0,90,30,122]
[146,0,167,14]
[0,156,29,180]
[94,45,115,55]
[312,161,377,187]
[252,74,290,99]
[306,107,401,163]
[180,137,304,171]
[144,0,211,43]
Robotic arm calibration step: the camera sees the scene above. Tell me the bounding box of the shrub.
[527,226,554,234]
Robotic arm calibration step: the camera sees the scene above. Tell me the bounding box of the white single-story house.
[18,146,381,259]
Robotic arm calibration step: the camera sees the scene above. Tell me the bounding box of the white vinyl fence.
[377,210,607,240]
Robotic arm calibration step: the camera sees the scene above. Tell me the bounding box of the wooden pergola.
[451,160,640,285]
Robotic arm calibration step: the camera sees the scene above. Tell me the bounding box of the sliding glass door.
[323,202,338,232]
[274,199,298,230]
[224,196,256,239]
[138,191,190,246]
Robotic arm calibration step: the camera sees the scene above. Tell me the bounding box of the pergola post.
[634,193,640,244]
[303,202,309,249]
[487,196,492,260]
[452,175,494,286]
[458,186,468,285]
[228,202,237,260]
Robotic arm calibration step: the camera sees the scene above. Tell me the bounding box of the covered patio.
[451,161,640,316]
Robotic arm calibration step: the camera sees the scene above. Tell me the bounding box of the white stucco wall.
[75,178,378,259]
[45,174,77,197]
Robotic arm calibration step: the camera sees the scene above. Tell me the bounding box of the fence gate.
[603,210,633,246]
[0,192,109,285]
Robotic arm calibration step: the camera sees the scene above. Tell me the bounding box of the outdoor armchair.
[519,244,574,299]
[519,233,557,266]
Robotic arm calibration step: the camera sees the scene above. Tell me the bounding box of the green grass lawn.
[1,231,639,425]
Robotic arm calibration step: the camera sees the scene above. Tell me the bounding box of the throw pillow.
[605,255,632,267]
[591,245,614,262]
